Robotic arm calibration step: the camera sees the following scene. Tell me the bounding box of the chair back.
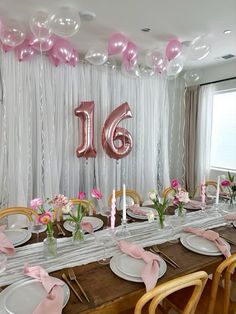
[207,254,236,314]
[0,207,39,222]
[108,189,142,208]
[53,199,96,221]
[134,271,208,314]
[162,187,175,199]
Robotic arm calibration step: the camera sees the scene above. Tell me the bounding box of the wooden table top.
[2,213,236,314]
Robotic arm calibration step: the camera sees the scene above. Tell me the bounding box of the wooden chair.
[166,254,236,314]
[108,189,142,208]
[134,271,208,314]
[53,199,96,222]
[0,207,39,222]
[162,187,175,199]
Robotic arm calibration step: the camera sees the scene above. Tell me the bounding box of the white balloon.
[49,7,81,37]
[166,56,184,78]
[85,48,108,65]
[187,36,210,61]
[0,19,26,47]
[139,65,155,77]
[121,62,140,78]
[29,10,51,40]
[145,50,164,68]
[184,70,200,83]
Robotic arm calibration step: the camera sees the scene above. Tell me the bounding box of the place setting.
[63,216,104,233]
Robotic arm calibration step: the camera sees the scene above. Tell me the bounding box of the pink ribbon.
[118,240,161,291]
[0,225,15,256]
[184,227,231,258]
[129,204,148,216]
[23,264,64,314]
[81,221,93,234]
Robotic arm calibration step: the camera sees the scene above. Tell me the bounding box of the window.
[210,89,236,171]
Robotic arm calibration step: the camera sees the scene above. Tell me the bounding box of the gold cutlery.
[57,223,66,236]
[62,273,83,302]
[68,269,90,303]
[152,245,180,268]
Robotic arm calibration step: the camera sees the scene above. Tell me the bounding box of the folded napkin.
[224,214,236,221]
[129,204,149,216]
[184,227,231,258]
[81,221,93,234]
[187,200,202,208]
[23,264,64,314]
[118,240,161,291]
[0,225,15,256]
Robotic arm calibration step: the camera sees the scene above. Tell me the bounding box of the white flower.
[147,211,155,223]
[177,191,190,204]
[62,202,72,214]
[148,190,158,201]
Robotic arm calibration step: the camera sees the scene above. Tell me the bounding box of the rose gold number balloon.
[102,102,133,159]
[74,101,97,159]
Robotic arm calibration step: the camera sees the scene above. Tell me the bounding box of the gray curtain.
[184,85,200,194]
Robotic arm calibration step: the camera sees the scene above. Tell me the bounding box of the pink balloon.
[51,38,73,63]
[15,39,36,61]
[108,33,128,56]
[68,49,79,66]
[122,57,137,71]
[1,43,14,53]
[74,101,97,159]
[102,102,133,160]
[165,39,182,61]
[47,53,61,67]
[28,34,55,52]
[123,41,138,62]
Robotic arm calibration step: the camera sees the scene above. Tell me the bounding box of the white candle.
[215,176,220,205]
[111,189,116,229]
[122,183,126,220]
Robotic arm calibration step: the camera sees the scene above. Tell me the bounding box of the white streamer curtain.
[0,53,170,208]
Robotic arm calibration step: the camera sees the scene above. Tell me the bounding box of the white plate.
[0,278,70,314]
[110,253,167,282]
[184,201,201,210]
[126,207,156,220]
[180,234,230,256]
[63,216,103,233]
[4,229,31,247]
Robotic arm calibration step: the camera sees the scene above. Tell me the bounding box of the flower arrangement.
[221,172,236,206]
[171,179,190,216]
[148,190,168,229]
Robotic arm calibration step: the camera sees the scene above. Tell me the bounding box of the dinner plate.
[1,278,70,314]
[180,234,230,256]
[126,207,156,220]
[63,216,103,232]
[184,200,201,210]
[110,253,167,282]
[4,229,31,247]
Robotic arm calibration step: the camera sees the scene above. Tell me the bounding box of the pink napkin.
[81,221,93,234]
[118,240,161,291]
[0,225,15,256]
[184,227,231,258]
[23,264,64,314]
[129,204,148,216]
[224,214,236,221]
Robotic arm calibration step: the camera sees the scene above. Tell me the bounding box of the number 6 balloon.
[74,101,97,159]
[102,102,133,160]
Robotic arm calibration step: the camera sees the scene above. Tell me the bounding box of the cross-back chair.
[134,271,208,314]
[0,207,39,223]
[108,189,142,208]
[166,253,236,314]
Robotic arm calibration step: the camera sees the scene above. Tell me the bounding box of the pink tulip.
[171,179,180,189]
[221,180,231,187]
[91,188,102,200]
[30,198,43,210]
[77,192,86,200]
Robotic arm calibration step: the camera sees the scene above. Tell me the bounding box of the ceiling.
[0,0,236,68]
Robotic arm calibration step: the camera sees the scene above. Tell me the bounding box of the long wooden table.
[2,214,236,314]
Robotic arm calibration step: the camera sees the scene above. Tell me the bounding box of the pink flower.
[52,194,69,207]
[177,191,190,204]
[77,192,86,200]
[38,212,51,225]
[91,188,102,200]
[221,180,231,187]
[171,179,180,190]
[30,198,43,210]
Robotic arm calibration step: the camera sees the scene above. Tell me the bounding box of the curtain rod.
[200,76,236,86]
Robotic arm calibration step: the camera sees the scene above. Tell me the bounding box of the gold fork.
[68,269,90,303]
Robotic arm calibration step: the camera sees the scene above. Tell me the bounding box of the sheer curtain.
[0,53,171,209]
[195,84,215,185]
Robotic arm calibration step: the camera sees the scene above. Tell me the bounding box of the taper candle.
[215,176,220,205]
[111,189,116,229]
[122,184,126,220]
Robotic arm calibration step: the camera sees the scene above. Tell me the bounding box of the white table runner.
[0,209,229,286]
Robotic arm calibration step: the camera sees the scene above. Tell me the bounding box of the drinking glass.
[0,253,7,274]
[98,206,111,229]
[95,232,113,265]
[29,220,46,242]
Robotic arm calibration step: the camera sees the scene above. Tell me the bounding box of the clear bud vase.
[43,231,57,259]
[175,204,186,220]
[72,223,84,245]
[157,213,165,230]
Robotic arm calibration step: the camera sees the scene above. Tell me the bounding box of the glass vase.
[72,223,84,245]
[43,231,57,259]
[157,214,165,230]
[175,206,186,219]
